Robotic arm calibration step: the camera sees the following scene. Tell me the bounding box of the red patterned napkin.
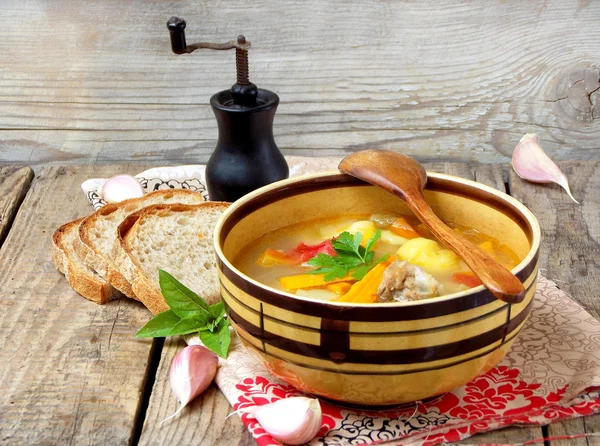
[199,276,600,445]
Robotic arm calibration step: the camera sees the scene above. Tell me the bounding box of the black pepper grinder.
[167,17,289,202]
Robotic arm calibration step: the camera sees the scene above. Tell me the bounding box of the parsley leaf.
[351,264,373,281]
[307,230,388,281]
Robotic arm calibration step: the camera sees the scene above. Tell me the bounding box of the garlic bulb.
[512,133,578,203]
[163,345,218,423]
[99,174,145,203]
[240,397,322,445]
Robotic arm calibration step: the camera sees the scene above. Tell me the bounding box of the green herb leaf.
[135,272,231,358]
[168,312,215,336]
[332,232,358,255]
[351,264,374,281]
[352,231,362,253]
[308,253,356,280]
[207,302,225,331]
[365,230,382,255]
[322,268,350,282]
[199,319,231,358]
[134,309,181,338]
[308,253,340,269]
[159,269,211,318]
[208,301,225,319]
[307,230,387,282]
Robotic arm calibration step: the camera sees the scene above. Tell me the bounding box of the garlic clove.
[163,345,218,423]
[512,133,579,203]
[99,174,145,203]
[239,397,322,445]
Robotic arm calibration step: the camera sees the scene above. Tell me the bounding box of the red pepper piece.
[289,239,336,262]
[452,272,483,288]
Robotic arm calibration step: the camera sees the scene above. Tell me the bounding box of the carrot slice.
[279,273,354,292]
[326,282,352,295]
[452,272,482,288]
[336,258,394,303]
[257,248,297,266]
[389,217,420,239]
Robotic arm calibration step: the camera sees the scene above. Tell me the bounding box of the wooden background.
[1,0,599,167]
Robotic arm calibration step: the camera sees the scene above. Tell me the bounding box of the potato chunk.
[396,237,459,271]
[344,220,376,243]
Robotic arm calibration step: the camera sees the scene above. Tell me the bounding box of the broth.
[234,213,521,303]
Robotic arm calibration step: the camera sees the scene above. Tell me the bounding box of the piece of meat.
[376,260,444,302]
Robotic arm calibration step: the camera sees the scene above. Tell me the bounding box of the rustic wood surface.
[0,161,598,445]
[138,338,255,446]
[509,161,600,445]
[0,166,33,247]
[0,165,157,445]
[1,0,600,168]
[510,161,600,319]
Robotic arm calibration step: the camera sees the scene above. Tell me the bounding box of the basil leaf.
[159,270,211,317]
[199,319,231,358]
[208,301,224,319]
[168,312,214,336]
[134,309,181,338]
[207,302,225,330]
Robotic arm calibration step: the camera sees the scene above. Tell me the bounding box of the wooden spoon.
[339,150,526,304]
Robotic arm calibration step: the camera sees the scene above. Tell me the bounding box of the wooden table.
[0,160,598,445]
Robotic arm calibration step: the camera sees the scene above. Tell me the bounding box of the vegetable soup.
[234,213,521,303]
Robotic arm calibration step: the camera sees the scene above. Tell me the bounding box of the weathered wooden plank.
[508,160,600,443]
[138,338,255,446]
[509,160,600,318]
[424,163,543,445]
[585,415,600,445]
[544,418,588,445]
[0,166,33,246]
[1,0,600,164]
[0,165,157,445]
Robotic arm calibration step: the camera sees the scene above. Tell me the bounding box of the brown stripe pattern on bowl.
[214,172,541,405]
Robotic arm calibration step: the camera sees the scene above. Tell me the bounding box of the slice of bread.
[78,189,205,299]
[116,202,229,314]
[53,218,121,304]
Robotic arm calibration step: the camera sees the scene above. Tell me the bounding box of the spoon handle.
[408,192,526,304]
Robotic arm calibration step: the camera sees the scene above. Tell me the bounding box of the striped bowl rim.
[214,171,541,319]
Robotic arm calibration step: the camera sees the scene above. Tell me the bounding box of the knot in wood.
[551,65,600,123]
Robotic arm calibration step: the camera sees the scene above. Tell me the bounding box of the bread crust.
[77,189,205,300]
[52,224,67,275]
[117,202,230,314]
[52,218,119,304]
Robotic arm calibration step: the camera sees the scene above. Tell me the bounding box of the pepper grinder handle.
[167,17,188,54]
[166,17,257,105]
[166,17,288,202]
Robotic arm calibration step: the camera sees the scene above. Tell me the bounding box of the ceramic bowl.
[214,171,541,406]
